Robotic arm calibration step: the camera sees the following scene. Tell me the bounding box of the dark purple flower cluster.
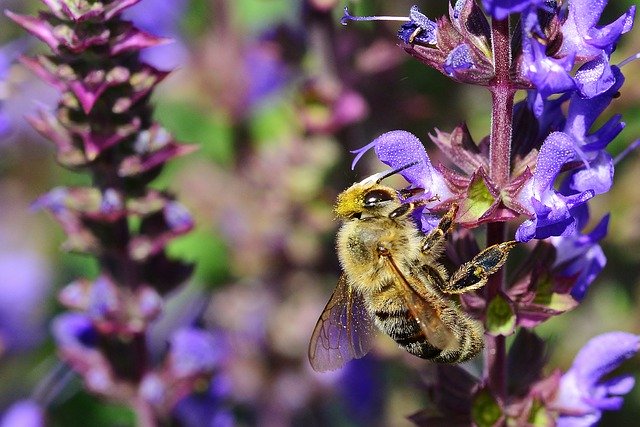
[342,1,639,425]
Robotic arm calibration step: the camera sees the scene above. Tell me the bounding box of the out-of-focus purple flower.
[552,332,639,426]
[0,41,25,137]
[0,400,44,427]
[244,39,291,110]
[172,376,234,427]
[482,0,546,20]
[0,250,50,353]
[122,0,188,69]
[168,328,225,379]
[338,356,385,426]
[51,312,97,350]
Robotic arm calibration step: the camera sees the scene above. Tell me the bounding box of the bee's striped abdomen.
[373,307,443,360]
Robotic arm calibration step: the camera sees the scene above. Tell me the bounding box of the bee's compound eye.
[363,189,393,207]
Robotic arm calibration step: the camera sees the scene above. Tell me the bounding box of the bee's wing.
[308,275,375,372]
[383,256,458,352]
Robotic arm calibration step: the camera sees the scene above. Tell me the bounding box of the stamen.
[617,52,640,68]
[614,139,640,165]
[341,6,410,26]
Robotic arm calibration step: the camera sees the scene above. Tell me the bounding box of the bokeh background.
[1,0,639,425]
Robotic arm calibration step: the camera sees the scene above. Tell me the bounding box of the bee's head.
[334,163,417,220]
[334,181,398,220]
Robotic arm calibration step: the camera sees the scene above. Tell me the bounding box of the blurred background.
[1,0,639,425]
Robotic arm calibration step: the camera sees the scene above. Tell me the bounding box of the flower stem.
[488,17,514,186]
[484,17,515,403]
[484,222,508,401]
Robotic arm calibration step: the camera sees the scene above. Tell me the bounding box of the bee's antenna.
[375,161,419,183]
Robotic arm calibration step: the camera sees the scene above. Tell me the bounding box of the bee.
[308,166,515,372]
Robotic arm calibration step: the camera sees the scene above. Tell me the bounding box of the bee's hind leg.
[442,241,516,294]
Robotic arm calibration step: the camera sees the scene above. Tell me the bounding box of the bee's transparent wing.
[308,275,375,372]
[383,256,458,352]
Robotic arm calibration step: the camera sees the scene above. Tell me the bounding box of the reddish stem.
[484,17,515,404]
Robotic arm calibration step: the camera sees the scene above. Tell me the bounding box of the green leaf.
[457,172,496,224]
[486,294,516,336]
[471,389,502,427]
[166,229,231,286]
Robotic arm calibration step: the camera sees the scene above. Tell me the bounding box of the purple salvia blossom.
[168,328,224,378]
[0,41,24,137]
[515,67,625,241]
[521,0,635,100]
[122,0,188,70]
[552,332,639,426]
[172,375,234,427]
[0,400,45,427]
[550,214,608,301]
[351,130,454,231]
[482,0,546,20]
[0,251,51,353]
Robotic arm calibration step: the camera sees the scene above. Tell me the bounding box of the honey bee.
[308,166,515,372]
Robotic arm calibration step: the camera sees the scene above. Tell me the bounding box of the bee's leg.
[420,204,459,254]
[442,241,516,294]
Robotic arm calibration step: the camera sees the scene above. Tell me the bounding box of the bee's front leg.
[420,204,458,254]
[443,241,516,294]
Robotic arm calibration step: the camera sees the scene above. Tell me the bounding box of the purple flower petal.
[351,130,453,204]
[574,53,615,98]
[0,400,44,427]
[397,6,437,45]
[552,215,608,301]
[443,43,474,76]
[51,312,97,349]
[554,332,639,425]
[568,151,613,195]
[560,0,635,60]
[572,332,639,389]
[482,0,545,20]
[169,328,224,378]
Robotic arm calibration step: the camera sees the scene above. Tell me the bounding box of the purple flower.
[550,211,607,301]
[0,41,25,137]
[443,43,474,76]
[482,0,546,20]
[397,5,438,45]
[552,332,639,426]
[172,376,234,427]
[515,131,593,241]
[0,251,51,353]
[338,356,385,426]
[559,0,635,62]
[351,130,454,228]
[0,400,44,427]
[521,6,576,105]
[521,0,635,99]
[51,312,97,350]
[515,67,624,242]
[122,0,189,69]
[168,328,225,378]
